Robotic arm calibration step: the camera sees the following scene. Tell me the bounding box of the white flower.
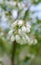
[26,22,31,33]
[22,36,27,44]
[15,35,21,43]
[11,20,17,28]
[25,35,30,42]
[11,35,15,42]
[18,29,22,35]
[28,38,37,45]
[12,10,18,19]
[18,20,24,26]
[8,30,13,36]
[18,2,22,9]
[22,26,27,32]
[26,27,30,33]
[26,22,31,29]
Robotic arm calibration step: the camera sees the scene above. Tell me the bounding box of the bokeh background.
[0,0,41,65]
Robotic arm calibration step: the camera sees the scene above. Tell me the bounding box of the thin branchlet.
[11,40,17,65]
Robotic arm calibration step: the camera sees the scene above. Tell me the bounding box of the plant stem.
[11,40,16,65]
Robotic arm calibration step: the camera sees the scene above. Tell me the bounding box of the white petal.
[18,20,23,26]
[22,26,27,32]
[11,35,15,42]
[8,30,13,35]
[26,22,31,28]
[18,29,22,35]
[12,10,18,19]
[15,35,21,43]
[26,28,30,33]
[11,20,17,28]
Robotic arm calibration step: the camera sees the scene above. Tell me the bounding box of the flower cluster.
[8,20,32,45]
[0,0,38,45]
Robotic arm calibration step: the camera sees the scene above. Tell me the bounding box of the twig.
[11,40,17,65]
